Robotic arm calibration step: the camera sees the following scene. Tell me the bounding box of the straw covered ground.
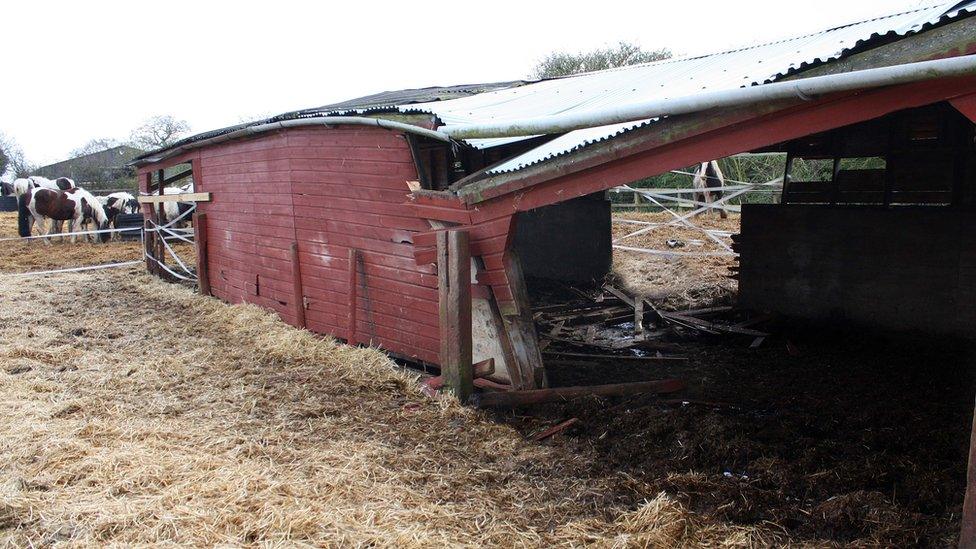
[611,211,738,310]
[0,267,794,547]
[0,210,970,546]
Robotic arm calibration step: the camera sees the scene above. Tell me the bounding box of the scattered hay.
[0,268,783,546]
[611,211,738,310]
[0,209,962,546]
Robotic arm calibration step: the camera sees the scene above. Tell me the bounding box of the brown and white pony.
[18,187,110,244]
[692,160,728,219]
[8,177,78,233]
[161,182,194,228]
[99,192,140,238]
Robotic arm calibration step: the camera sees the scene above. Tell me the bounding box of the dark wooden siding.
[196,126,439,363]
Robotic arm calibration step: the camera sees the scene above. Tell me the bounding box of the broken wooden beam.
[532,418,580,441]
[473,358,495,378]
[543,352,686,362]
[473,378,686,408]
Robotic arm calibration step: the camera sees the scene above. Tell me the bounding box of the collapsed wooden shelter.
[130,2,976,542]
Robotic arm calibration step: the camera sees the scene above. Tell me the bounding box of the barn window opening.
[836,157,887,205]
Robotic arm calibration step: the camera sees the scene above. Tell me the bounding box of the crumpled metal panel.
[404,1,975,174]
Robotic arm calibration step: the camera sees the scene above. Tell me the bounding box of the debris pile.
[534,283,774,356]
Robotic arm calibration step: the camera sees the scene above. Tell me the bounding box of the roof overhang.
[448,74,976,213]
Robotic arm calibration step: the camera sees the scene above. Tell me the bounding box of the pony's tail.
[17,191,31,238]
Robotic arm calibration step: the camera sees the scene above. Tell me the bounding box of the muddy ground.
[524,326,975,546]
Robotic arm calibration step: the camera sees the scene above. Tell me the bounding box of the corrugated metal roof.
[290,81,528,116]
[131,81,526,163]
[398,1,976,174]
[137,2,976,173]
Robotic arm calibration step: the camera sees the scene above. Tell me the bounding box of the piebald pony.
[18,187,110,244]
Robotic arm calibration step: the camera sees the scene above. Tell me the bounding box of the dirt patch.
[612,211,738,310]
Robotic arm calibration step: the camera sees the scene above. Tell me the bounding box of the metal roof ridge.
[539,3,948,81]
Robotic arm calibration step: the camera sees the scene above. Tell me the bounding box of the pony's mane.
[76,188,108,224]
[12,178,30,197]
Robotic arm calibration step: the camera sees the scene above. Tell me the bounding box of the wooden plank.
[532,418,580,441]
[407,202,473,225]
[473,378,686,408]
[502,251,547,389]
[291,242,307,329]
[138,192,212,204]
[194,213,211,296]
[473,357,495,378]
[542,351,684,361]
[348,248,358,344]
[438,230,473,402]
[290,157,418,178]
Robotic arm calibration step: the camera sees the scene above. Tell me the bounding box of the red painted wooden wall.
[195,126,440,364]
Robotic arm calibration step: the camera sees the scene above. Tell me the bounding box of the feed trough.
[114,213,144,241]
[0,196,17,212]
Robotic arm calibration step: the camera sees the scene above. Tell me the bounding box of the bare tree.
[0,134,35,178]
[70,137,122,158]
[129,115,191,151]
[531,41,672,79]
[0,142,9,179]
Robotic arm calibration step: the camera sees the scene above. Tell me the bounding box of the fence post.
[437,229,473,402]
[193,212,211,296]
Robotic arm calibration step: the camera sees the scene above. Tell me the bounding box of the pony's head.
[54,177,75,190]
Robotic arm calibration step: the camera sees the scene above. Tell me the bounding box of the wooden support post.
[347,248,358,344]
[502,251,548,389]
[290,242,306,329]
[155,169,166,274]
[142,172,156,275]
[961,403,976,547]
[437,230,473,402]
[193,212,210,296]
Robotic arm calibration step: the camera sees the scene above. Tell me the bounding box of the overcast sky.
[2,0,939,165]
